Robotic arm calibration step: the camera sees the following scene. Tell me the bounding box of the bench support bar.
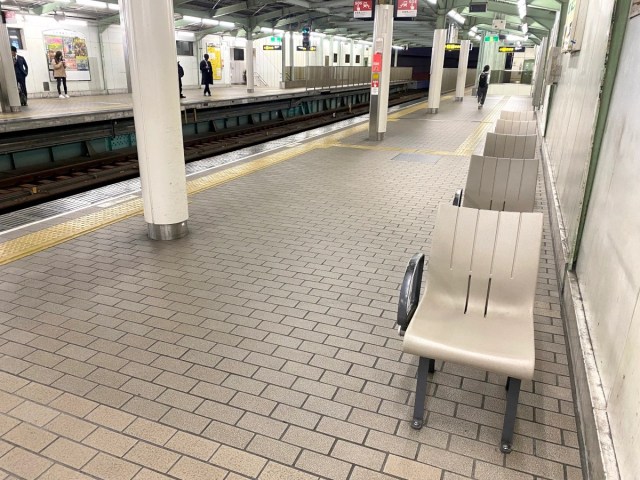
[500,377,521,453]
[411,356,435,430]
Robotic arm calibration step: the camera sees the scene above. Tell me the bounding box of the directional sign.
[353,0,373,19]
[263,45,282,51]
[499,46,526,53]
[445,43,461,51]
[296,46,317,51]
[372,52,382,73]
[484,35,500,42]
[396,0,418,17]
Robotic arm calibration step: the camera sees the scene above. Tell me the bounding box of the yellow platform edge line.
[0,100,429,266]
[454,96,511,156]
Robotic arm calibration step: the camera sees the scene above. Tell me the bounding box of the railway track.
[0,91,425,212]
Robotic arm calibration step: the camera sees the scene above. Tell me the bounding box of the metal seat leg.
[500,377,521,453]
[411,356,430,429]
[428,358,435,373]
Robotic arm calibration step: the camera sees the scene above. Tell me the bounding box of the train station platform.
[0,83,409,134]
[0,94,583,480]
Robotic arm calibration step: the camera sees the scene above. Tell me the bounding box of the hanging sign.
[353,0,373,19]
[372,52,382,73]
[445,43,461,51]
[4,11,17,24]
[263,45,282,50]
[396,0,418,18]
[296,46,317,51]
[499,46,526,53]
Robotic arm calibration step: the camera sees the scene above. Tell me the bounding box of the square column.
[368,2,395,141]
[455,40,471,101]
[427,29,447,114]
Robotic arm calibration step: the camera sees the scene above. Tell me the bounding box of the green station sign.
[484,35,500,42]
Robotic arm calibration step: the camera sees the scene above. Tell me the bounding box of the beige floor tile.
[44,413,97,442]
[0,447,53,480]
[164,431,219,461]
[41,437,98,469]
[3,423,56,453]
[82,452,141,480]
[168,456,227,480]
[84,427,137,457]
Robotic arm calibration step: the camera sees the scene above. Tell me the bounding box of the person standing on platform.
[477,65,490,109]
[51,51,69,99]
[178,61,186,99]
[11,46,29,106]
[200,53,213,97]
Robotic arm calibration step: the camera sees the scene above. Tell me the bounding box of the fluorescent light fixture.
[218,20,235,28]
[60,18,88,26]
[392,45,403,50]
[517,0,527,19]
[260,27,273,33]
[182,15,201,23]
[76,0,107,8]
[470,26,478,34]
[505,34,526,42]
[202,18,218,26]
[521,23,528,34]
[447,10,465,24]
[107,3,119,10]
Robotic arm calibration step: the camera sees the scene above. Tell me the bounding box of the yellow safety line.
[0,99,433,266]
[326,143,461,157]
[454,96,511,156]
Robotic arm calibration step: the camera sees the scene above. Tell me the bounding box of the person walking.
[51,51,69,98]
[200,54,213,97]
[178,61,186,99]
[477,65,490,109]
[11,46,29,106]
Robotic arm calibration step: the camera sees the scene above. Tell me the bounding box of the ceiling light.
[218,21,235,29]
[521,23,528,34]
[447,10,465,24]
[202,18,218,26]
[260,27,273,33]
[182,15,201,23]
[76,0,107,8]
[470,26,478,34]
[505,34,526,42]
[107,3,119,10]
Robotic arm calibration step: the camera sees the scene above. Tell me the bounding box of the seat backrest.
[495,119,537,136]
[464,155,538,212]
[425,205,543,319]
[500,110,535,121]
[483,132,537,159]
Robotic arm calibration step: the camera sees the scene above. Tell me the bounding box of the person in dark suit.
[200,54,213,96]
[11,46,29,105]
[178,61,185,99]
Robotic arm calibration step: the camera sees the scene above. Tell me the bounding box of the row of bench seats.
[395,110,544,454]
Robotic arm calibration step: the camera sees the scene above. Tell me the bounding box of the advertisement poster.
[562,0,580,51]
[631,0,640,18]
[354,0,373,19]
[206,44,223,80]
[397,0,418,18]
[43,29,91,81]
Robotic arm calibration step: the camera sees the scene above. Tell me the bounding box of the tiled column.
[455,40,471,101]
[246,30,255,94]
[427,27,446,114]
[120,0,189,240]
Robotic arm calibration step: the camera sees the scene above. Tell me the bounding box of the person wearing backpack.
[477,65,490,109]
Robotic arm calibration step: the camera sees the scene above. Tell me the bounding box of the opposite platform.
[0,95,583,480]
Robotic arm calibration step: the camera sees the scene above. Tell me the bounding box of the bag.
[478,72,488,88]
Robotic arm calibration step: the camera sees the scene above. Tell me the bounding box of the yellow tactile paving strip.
[454,96,509,156]
[0,94,498,266]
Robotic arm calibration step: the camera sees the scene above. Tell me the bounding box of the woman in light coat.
[51,51,69,98]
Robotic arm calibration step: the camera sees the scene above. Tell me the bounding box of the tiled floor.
[0,95,583,479]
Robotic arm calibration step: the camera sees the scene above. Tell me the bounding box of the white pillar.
[289,30,295,80]
[455,40,470,101]
[350,39,355,66]
[246,32,255,93]
[120,0,189,240]
[281,36,286,86]
[368,2,394,141]
[0,19,21,113]
[427,28,446,114]
[394,47,399,67]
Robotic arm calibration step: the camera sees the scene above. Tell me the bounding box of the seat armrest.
[396,253,425,336]
[453,188,463,207]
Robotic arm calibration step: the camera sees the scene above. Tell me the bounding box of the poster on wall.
[561,0,584,52]
[206,44,223,81]
[631,0,640,18]
[43,29,91,81]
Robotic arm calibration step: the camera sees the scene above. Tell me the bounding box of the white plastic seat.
[500,110,535,121]
[495,119,537,135]
[483,132,537,159]
[397,204,543,453]
[461,155,539,212]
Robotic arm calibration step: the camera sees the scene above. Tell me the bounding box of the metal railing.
[280,66,413,90]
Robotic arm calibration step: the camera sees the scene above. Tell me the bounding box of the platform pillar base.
[426,107,439,114]
[148,221,188,241]
[455,97,464,102]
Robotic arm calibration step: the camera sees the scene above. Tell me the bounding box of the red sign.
[397,0,418,18]
[354,0,373,19]
[372,52,382,73]
[371,79,379,95]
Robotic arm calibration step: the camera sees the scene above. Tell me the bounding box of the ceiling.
[2,0,562,46]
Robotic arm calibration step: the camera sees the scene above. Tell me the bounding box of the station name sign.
[297,46,317,51]
[498,46,526,53]
[445,43,461,51]
[263,45,282,51]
